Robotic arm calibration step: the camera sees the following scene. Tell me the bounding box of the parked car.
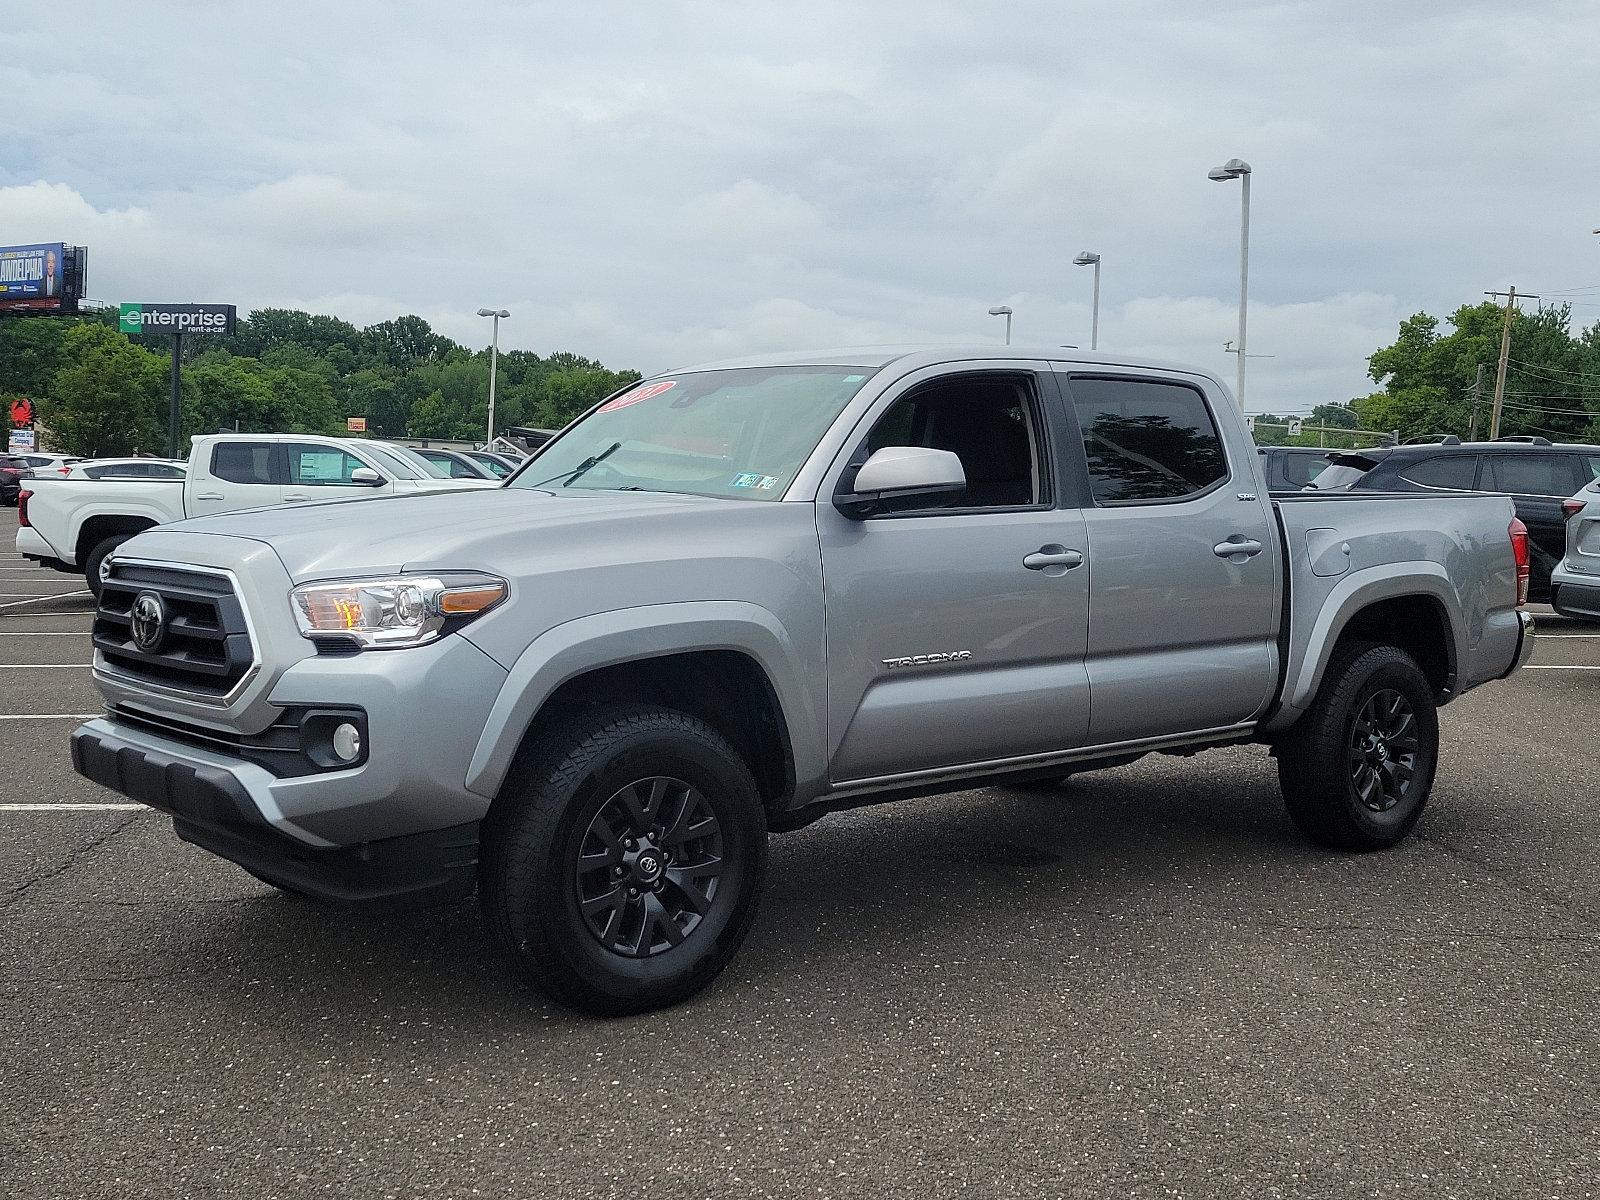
[1257,445,1332,490]
[14,453,85,479]
[71,346,1533,1015]
[0,455,31,505]
[60,458,187,480]
[1552,478,1600,620]
[16,432,492,594]
[462,450,521,478]
[410,446,500,480]
[1307,436,1600,601]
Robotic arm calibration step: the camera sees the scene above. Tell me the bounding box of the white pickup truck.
[17,433,494,593]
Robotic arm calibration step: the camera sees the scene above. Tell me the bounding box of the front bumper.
[72,722,477,907]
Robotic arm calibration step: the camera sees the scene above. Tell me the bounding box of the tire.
[480,704,768,1016]
[1276,642,1439,851]
[83,535,132,600]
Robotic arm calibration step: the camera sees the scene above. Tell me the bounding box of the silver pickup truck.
[71,347,1535,1014]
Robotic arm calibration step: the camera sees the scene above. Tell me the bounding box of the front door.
[818,366,1091,785]
[280,442,391,505]
[1059,372,1280,744]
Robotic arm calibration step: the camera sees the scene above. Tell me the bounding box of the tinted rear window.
[1069,377,1228,503]
[211,443,277,485]
[1487,453,1577,497]
[1397,455,1479,491]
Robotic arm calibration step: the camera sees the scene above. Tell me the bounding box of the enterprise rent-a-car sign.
[119,302,237,335]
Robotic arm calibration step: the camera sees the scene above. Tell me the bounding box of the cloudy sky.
[4,1,1598,412]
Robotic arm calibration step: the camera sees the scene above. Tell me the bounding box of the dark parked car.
[461,450,520,478]
[411,447,498,480]
[0,455,29,505]
[1257,446,1333,490]
[1309,436,1600,601]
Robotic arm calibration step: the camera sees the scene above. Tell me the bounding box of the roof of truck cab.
[665,344,1224,382]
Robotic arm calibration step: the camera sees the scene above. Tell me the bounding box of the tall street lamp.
[476,307,510,444]
[988,305,1014,345]
[1072,251,1101,350]
[1208,157,1252,409]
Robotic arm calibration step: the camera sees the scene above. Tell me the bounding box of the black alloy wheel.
[1346,688,1419,813]
[575,776,724,958]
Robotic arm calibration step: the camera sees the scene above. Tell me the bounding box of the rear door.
[1058,372,1280,744]
[192,441,280,516]
[1485,452,1583,595]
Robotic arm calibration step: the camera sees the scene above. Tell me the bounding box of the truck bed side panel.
[1265,491,1521,732]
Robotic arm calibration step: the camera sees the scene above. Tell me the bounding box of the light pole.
[476,307,510,445]
[987,305,1014,345]
[1072,251,1101,350]
[1208,158,1252,409]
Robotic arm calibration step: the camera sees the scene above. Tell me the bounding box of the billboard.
[118,302,237,336]
[0,243,68,312]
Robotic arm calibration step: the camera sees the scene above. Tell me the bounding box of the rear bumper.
[15,524,68,567]
[71,722,478,908]
[1504,609,1537,678]
[1551,579,1600,622]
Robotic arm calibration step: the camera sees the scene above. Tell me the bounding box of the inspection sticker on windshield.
[598,380,675,413]
[732,472,780,490]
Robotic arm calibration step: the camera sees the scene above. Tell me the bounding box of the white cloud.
[2,0,1597,413]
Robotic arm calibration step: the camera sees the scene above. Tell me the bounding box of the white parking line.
[0,663,92,668]
[0,803,145,812]
[0,713,98,720]
[0,590,91,609]
[1539,634,1600,639]
[1523,665,1600,671]
[0,632,91,636]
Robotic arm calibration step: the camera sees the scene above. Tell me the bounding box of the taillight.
[17,489,31,528]
[1564,498,1585,519]
[1509,516,1530,607]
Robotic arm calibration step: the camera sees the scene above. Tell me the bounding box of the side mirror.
[835,446,966,519]
[350,467,384,487]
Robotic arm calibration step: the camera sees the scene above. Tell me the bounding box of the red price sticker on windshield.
[599,380,675,413]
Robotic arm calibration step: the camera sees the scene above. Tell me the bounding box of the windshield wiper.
[527,442,622,489]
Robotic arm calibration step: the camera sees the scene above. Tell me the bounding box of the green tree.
[42,324,166,455]
[408,389,466,439]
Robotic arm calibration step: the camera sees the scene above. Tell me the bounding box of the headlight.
[291,575,507,649]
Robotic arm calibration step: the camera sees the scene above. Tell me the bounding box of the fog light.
[331,722,362,763]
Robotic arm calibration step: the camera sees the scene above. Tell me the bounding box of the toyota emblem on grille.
[130,591,167,654]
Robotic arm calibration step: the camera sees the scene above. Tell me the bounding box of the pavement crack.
[0,811,144,913]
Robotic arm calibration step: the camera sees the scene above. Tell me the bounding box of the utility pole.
[1485,287,1539,440]
[1468,363,1485,441]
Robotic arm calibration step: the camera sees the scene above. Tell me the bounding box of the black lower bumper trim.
[1552,581,1600,622]
[71,724,478,909]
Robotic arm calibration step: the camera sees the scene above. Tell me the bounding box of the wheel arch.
[466,603,825,816]
[75,513,160,565]
[1270,564,1462,732]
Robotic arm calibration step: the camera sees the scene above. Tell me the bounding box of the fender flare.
[1268,561,1460,730]
[463,601,825,802]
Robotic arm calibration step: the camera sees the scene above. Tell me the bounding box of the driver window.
[864,376,1044,509]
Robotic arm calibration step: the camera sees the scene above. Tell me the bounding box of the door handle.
[1023,546,1084,571]
[1213,537,1265,560]
[283,493,308,502]
[195,492,224,501]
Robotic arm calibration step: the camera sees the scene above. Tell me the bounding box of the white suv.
[1552,480,1600,620]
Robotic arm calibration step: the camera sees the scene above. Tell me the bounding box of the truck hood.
[158,487,729,581]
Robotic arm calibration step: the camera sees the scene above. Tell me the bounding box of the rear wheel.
[480,704,767,1015]
[1276,642,1438,850]
[83,535,132,600]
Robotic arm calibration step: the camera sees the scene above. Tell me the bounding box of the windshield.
[358,443,430,480]
[508,365,880,500]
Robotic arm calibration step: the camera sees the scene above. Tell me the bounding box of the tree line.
[1252,300,1600,448]
[0,307,641,457]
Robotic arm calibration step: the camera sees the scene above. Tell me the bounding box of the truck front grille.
[94,562,256,699]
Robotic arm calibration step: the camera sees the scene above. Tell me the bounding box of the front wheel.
[83,535,132,600]
[480,704,767,1015]
[1276,643,1439,851]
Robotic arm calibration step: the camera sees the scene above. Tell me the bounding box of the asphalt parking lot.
[0,509,1595,1200]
